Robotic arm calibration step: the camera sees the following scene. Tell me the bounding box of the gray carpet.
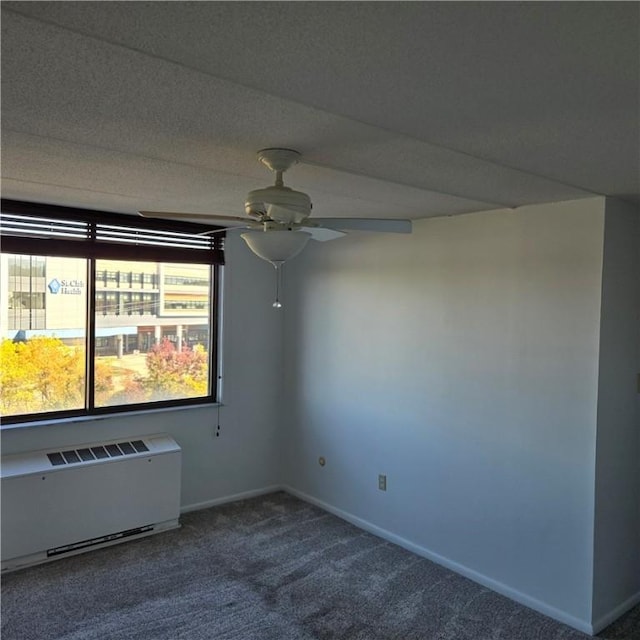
[2,492,638,639]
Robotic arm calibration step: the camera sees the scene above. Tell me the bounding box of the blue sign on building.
[47,278,61,294]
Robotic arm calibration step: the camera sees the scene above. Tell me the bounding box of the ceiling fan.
[140,148,412,307]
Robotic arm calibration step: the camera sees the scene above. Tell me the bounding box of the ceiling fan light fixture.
[240,230,312,264]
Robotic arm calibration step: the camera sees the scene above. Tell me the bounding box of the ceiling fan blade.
[301,226,347,242]
[139,211,251,224]
[198,223,258,236]
[309,218,412,233]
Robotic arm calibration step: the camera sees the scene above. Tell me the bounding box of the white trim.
[591,591,640,635]
[283,486,594,635]
[180,485,283,514]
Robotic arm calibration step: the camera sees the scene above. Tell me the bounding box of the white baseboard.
[283,486,594,636]
[592,591,640,635]
[181,485,284,514]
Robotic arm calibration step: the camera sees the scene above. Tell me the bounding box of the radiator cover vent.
[47,525,154,557]
[47,440,149,466]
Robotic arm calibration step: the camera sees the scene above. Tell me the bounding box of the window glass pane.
[0,253,87,417]
[94,260,211,407]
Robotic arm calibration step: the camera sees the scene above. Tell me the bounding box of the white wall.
[592,198,640,629]
[1,233,284,510]
[282,198,606,630]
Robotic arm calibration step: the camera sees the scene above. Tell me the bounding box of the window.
[0,200,224,424]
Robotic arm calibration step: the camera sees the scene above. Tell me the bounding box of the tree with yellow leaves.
[0,337,85,416]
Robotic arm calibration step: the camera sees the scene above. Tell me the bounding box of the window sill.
[1,402,222,431]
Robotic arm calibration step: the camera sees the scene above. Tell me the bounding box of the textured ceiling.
[1,1,638,222]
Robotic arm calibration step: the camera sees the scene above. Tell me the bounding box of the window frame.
[1,199,224,426]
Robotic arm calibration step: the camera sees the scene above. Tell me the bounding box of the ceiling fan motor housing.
[245,186,312,224]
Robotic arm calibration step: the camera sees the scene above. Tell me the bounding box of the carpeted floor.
[2,491,638,639]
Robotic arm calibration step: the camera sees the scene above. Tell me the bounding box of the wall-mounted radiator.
[1,433,181,572]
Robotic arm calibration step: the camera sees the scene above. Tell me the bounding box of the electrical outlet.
[378,474,387,491]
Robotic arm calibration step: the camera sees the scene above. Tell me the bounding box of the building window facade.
[6,255,46,330]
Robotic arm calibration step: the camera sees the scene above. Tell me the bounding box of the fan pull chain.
[272,261,284,308]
